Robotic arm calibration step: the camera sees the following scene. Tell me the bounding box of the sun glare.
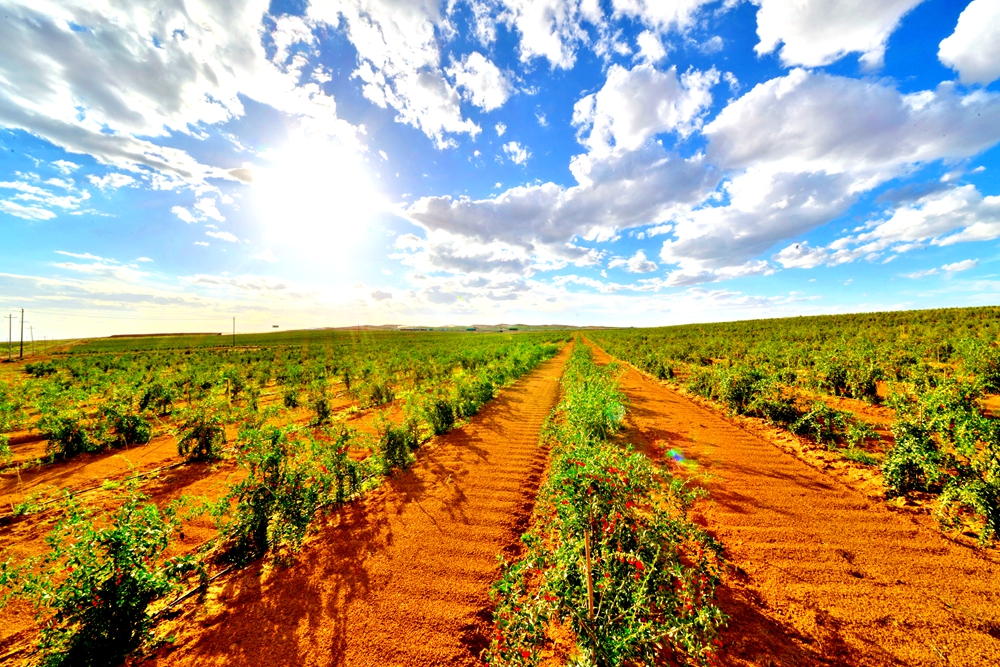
[252,138,385,259]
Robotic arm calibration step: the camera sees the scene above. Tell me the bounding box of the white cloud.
[194,198,226,223]
[194,241,210,247]
[136,257,153,262]
[52,160,79,175]
[864,186,1000,248]
[447,52,513,112]
[0,0,360,187]
[52,261,148,282]
[775,186,1000,269]
[752,0,924,68]
[503,141,531,165]
[705,69,1000,192]
[499,0,589,70]
[612,0,717,33]
[87,173,136,190]
[206,230,239,243]
[943,259,978,272]
[903,268,938,279]
[371,289,393,300]
[938,0,1000,86]
[407,142,716,269]
[495,122,507,136]
[172,206,197,224]
[661,168,857,274]
[55,250,111,262]
[0,178,89,218]
[635,30,666,63]
[609,249,658,273]
[573,64,718,156]
[310,0,479,148]
[0,200,57,220]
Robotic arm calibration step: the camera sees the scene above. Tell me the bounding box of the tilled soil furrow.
[150,346,570,667]
[589,343,1000,667]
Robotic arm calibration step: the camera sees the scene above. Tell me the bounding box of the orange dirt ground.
[142,343,572,667]
[589,343,1000,667]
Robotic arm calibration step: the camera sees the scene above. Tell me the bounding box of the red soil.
[590,344,1000,667]
[144,343,571,667]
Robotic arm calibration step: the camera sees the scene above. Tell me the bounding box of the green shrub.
[716,364,768,415]
[282,386,299,408]
[426,398,455,435]
[138,382,174,414]
[957,338,1000,391]
[752,396,800,426]
[791,402,847,446]
[24,360,58,377]
[0,488,196,667]
[219,427,322,563]
[937,477,1000,543]
[882,419,942,495]
[177,411,226,462]
[0,434,10,465]
[378,418,419,473]
[489,345,725,666]
[39,411,98,459]
[684,367,716,399]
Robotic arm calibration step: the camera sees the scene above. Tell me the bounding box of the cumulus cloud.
[613,0,717,33]
[408,142,717,260]
[775,186,1000,269]
[370,289,393,300]
[635,30,666,63]
[0,0,360,187]
[447,52,513,112]
[573,64,719,155]
[753,0,924,68]
[88,173,136,190]
[206,230,239,243]
[310,0,479,148]
[705,69,1000,191]
[172,206,197,224]
[938,0,1000,86]
[499,0,590,69]
[503,141,531,165]
[942,259,978,272]
[608,249,658,273]
[0,178,90,219]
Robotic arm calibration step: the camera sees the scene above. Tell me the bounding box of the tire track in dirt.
[589,343,1000,667]
[149,343,571,667]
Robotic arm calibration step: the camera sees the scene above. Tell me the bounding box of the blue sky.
[1,0,999,338]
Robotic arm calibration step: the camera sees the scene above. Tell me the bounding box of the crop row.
[488,343,724,667]
[0,334,562,666]
[589,307,1000,543]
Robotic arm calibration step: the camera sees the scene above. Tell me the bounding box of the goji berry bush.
[488,344,725,666]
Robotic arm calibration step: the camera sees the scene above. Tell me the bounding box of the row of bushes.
[882,377,1000,542]
[636,350,1000,543]
[488,345,725,666]
[0,339,564,665]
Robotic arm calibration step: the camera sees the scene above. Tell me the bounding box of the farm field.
[0,306,998,666]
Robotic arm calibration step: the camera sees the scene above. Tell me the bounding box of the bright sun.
[252,137,386,259]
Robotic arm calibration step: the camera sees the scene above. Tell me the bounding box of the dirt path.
[589,344,1000,667]
[148,344,571,667]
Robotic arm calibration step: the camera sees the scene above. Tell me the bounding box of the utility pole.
[4,313,12,361]
[19,308,24,359]
[29,325,34,357]
[232,316,236,347]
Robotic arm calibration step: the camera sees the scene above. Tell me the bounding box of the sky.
[1,0,999,339]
